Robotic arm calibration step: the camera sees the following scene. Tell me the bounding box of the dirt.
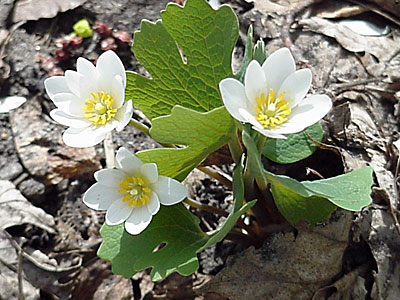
[0,0,399,299]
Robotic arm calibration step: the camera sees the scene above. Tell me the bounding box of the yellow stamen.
[254,88,291,128]
[83,91,117,125]
[118,176,151,207]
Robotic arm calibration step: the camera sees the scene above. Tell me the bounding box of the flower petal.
[262,47,296,92]
[105,199,134,225]
[272,94,332,135]
[65,70,82,98]
[219,78,249,123]
[50,109,90,128]
[111,75,125,109]
[44,76,71,99]
[94,169,126,188]
[147,191,160,215]
[115,147,133,169]
[152,176,187,206]
[278,68,312,108]
[252,126,287,139]
[97,51,126,94]
[77,57,99,99]
[244,60,268,104]
[124,206,152,235]
[62,126,108,148]
[51,92,86,117]
[83,183,120,210]
[119,155,144,176]
[114,100,133,132]
[140,163,158,184]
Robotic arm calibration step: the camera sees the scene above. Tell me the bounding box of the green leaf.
[137,106,235,181]
[265,166,374,225]
[263,123,323,164]
[235,25,253,82]
[98,204,207,281]
[126,0,239,119]
[302,166,374,211]
[241,128,266,180]
[265,172,337,225]
[72,19,93,38]
[253,39,267,65]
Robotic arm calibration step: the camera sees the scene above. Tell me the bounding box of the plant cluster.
[44,0,373,281]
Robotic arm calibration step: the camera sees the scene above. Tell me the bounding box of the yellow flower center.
[118,176,151,207]
[83,91,117,125]
[254,88,291,128]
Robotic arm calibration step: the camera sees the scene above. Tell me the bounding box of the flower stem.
[228,130,243,164]
[184,198,228,217]
[129,118,150,136]
[197,166,232,190]
[257,135,266,152]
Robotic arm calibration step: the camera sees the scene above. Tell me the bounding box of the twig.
[184,198,228,217]
[197,166,232,190]
[17,247,24,300]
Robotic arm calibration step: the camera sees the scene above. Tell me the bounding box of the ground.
[0,0,399,299]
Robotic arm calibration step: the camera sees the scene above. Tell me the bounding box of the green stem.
[257,134,266,152]
[129,118,150,136]
[228,129,243,164]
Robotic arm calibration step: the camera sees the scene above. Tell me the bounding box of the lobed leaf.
[126,0,238,119]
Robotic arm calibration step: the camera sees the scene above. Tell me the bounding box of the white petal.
[111,75,125,108]
[0,96,26,113]
[278,69,312,108]
[219,78,249,123]
[115,147,133,169]
[272,94,332,135]
[62,126,107,148]
[83,183,120,210]
[105,199,134,225]
[97,51,126,95]
[262,47,296,93]
[50,109,90,128]
[44,76,70,99]
[140,163,158,184]
[115,100,133,132]
[244,60,268,104]
[152,176,187,206]
[124,206,152,235]
[51,92,86,117]
[252,126,287,139]
[147,191,160,215]
[238,108,263,129]
[94,169,126,188]
[77,57,99,99]
[119,155,144,176]
[65,70,82,98]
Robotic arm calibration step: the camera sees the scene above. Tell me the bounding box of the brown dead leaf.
[12,0,87,23]
[300,17,398,62]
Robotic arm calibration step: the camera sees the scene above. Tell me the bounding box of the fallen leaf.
[12,0,87,23]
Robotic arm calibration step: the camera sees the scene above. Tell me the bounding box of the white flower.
[219,47,332,139]
[44,51,133,147]
[83,147,188,235]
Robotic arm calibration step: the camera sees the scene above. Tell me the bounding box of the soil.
[0,0,399,300]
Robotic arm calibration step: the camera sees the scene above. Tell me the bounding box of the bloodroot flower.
[219,47,332,139]
[44,50,133,147]
[83,148,188,235]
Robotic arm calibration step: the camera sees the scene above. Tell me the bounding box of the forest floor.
[0,0,399,299]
